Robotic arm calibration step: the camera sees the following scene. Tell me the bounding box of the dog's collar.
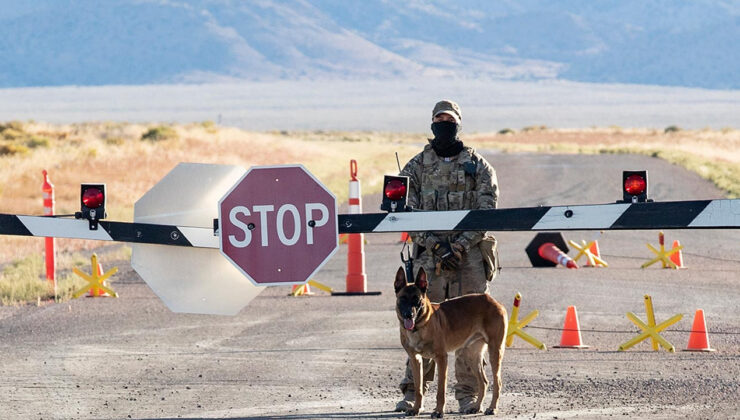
[412,300,434,330]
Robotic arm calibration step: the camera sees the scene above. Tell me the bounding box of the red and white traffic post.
[41,170,56,286]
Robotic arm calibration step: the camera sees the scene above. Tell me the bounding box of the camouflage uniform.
[397,140,499,407]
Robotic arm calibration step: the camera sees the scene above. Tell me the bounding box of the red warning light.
[624,174,646,196]
[380,175,409,212]
[82,187,105,209]
[77,183,107,230]
[384,179,407,200]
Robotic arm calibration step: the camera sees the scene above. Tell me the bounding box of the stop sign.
[218,165,338,286]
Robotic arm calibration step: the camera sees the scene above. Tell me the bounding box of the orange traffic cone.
[290,283,313,296]
[400,232,411,243]
[538,243,578,269]
[683,309,715,352]
[339,234,349,244]
[586,240,602,267]
[670,240,685,268]
[553,306,589,349]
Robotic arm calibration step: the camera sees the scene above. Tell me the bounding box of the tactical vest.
[418,145,479,211]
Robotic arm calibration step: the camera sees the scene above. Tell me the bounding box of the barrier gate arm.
[1,199,740,246]
[339,199,740,233]
[0,214,214,248]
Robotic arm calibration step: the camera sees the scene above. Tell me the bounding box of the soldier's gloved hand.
[432,240,463,271]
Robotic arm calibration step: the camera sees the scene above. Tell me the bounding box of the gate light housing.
[621,171,651,203]
[76,183,107,230]
[380,175,410,212]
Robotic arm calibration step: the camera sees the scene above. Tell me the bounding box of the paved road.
[1,152,739,419]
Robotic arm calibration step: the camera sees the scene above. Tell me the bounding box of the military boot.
[394,389,416,412]
[458,395,482,414]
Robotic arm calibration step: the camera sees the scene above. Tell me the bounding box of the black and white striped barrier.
[340,199,740,233]
[0,214,214,248]
[2,199,739,247]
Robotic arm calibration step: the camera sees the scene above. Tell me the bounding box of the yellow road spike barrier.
[642,231,683,269]
[289,280,333,296]
[290,284,307,296]
[506,292,546,350]
[307,280,333,294]
[568,239,608,267]
[71,253,118,299]
[618,295,683,352]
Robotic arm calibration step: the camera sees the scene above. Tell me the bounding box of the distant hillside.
[0,0,737,88]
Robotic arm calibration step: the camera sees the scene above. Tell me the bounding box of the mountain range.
[0,0,737,89]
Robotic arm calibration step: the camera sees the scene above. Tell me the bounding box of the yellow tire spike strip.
[72,253,118,299]
[506,292,546,350]
[290,280,333,296]
[568,239,608,267]
[641,231,683,269]
[618,295,683,352]
[307,280,333,293]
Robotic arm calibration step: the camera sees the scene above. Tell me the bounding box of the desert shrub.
[498,128,515,135]
[1,128,25,140]
[104,137,126,146]
[522,125,547,132]
[0,121,24,133]
[339,133,371,142]
[664,125,681,133]
[141,125,178,142]
[0,143,30,156]
[200,120,218,134]
[25,136,50,148]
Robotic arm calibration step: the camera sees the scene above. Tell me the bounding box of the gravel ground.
[1,152,738,420]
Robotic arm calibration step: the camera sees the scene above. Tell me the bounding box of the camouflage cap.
[432,100,462,124]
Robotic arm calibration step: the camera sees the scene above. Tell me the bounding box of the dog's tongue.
[404,318,415,330]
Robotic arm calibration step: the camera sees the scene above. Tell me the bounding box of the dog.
[394,266,507,417]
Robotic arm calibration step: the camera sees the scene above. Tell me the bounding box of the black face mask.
[430,121,463,157]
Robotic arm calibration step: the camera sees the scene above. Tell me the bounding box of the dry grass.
[0,245,131,305]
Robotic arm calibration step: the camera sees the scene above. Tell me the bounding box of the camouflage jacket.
[400,143,498,252]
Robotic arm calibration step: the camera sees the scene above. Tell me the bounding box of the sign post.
[219,165,339,286]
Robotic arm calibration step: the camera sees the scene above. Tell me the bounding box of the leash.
[400,241,414,282]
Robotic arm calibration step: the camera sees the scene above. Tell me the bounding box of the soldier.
[395,100,500,414]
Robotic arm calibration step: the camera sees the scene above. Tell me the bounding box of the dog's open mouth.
[403,318,415,330]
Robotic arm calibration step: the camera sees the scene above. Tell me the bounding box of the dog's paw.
[431,410,444,418]
[483,408,497,416]
[405,408,420,416]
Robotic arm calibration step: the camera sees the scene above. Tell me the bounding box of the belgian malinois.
[394,267,507,417]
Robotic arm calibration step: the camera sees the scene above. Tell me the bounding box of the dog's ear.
[394,267,407,294]
[415,267,428,294]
